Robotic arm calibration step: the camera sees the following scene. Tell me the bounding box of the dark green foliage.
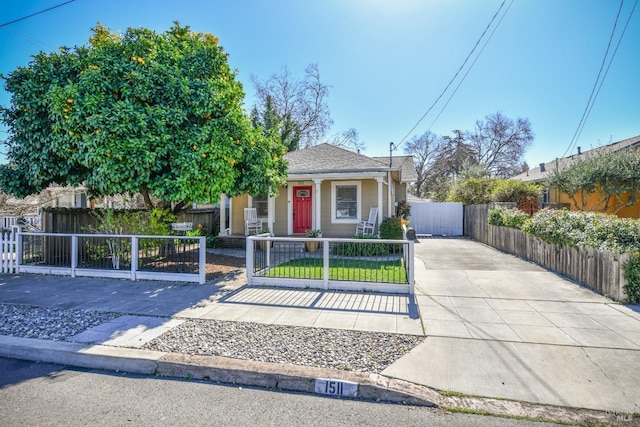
[622,253,640,304]
[379,216,403,240]
[488,206,530,229]
[331,236,390,257]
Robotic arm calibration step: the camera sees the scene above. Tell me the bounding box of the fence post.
[15,229,22,273]
[323,238,329,290]
[71,235,77,278]
[246,237,254,286]
[131,236,138,281]
[198,236,206,284]
[408,240,415,295]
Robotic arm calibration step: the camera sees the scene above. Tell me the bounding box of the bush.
[332,235,390,257]
[447,178,498,205]
[379,216,403,240]
[522,209,640,253]
[622,252,640,304]
[491,180,542,203]
[488,206,530,229]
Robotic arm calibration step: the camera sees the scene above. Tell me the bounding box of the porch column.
[376,177,384,226]
[268,196,275,234]
[387,171,393,219]
[218,194,227,236]
[313,179,323,230]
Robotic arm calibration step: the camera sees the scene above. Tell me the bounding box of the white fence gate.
[1,229,17,273]
[409,202,463,236]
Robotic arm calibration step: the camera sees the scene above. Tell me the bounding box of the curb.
[0,335,635,426]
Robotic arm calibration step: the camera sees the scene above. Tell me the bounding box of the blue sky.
[1,0,639,167]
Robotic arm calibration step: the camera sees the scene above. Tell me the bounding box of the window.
[252,195,269,218]
[331,181,361,223]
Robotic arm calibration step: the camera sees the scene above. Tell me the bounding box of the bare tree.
[327,128,366,153]
[252,64,332,151]
[466,112,533,178]
[404,131,445,198]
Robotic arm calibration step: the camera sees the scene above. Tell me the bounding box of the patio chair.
[244,208,263,236]
[355,207,378,236]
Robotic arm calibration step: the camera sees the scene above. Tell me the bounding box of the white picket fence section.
[408,202,464,236]
[1,229,17,273]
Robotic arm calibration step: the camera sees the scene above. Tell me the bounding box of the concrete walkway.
[1,238,640,416]
[382,238,640,413]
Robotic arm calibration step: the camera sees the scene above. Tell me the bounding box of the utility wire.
[576,0,638,145]
[394,0,507,152]
[0,0,76,29]
[428,0,514,131]
[561,0,625,158]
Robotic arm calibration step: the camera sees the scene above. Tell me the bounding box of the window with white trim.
[252,195,269,219]
[331,181,361,223]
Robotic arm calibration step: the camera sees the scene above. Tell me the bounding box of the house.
[512,134,640,218]
[218,143,416,237]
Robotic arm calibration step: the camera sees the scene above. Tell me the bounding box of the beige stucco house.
[219,143,416,237]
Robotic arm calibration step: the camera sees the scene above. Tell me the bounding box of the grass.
[264,257,407,283]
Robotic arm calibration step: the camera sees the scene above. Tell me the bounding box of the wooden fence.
[41,207,220,235]
[464,204,629,302]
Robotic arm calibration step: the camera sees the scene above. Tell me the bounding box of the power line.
[427,0,514,131]
[394,0,507,152]
[561,0,625,158]
[0,0,76,29]
[576,0,638,145]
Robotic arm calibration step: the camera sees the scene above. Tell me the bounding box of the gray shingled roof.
[285,143,414,176]
[513,135,640,182]
[372,155,417,183]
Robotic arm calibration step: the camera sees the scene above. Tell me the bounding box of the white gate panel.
[409,202,463,236]
[1,229,17,273]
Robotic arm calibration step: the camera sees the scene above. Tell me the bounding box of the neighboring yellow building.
[512,135,640,218]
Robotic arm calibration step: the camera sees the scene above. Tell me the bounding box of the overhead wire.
[394,0,507,152]
[575,0,638,146]
[427,0,514,131]
[0,1,76,29]
[561,0,625,158]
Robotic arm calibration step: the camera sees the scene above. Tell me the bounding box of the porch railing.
[246,236,414,294]
[16,232,206,284]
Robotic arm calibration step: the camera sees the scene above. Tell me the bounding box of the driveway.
[383,237,640,413]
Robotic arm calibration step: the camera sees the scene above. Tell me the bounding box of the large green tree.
[0,23,287,212]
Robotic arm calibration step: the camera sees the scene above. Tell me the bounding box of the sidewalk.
[1,239,639,424]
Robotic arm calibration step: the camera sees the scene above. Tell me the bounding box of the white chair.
[244,208,262,236]
[355,207,378,236]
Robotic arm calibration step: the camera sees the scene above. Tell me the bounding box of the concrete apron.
[382,238,640,414]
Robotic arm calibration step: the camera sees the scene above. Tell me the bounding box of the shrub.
[332,235,390,257]
[379,216,403,240]
[491,180,542,203]
[447,178,498,205]
[622,252,640,304]
[488,206,530,229]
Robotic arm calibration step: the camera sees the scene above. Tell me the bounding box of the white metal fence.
[246,236,414,294]
[409,202,463,236]
[1,215,40,230]
[14,232,206,284]
[1,229,17,273]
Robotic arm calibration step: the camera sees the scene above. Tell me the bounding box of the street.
[0,357,566,427]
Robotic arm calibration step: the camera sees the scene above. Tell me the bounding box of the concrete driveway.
[383,238,640,413]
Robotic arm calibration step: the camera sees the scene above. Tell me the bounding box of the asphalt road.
[0,357,568,427]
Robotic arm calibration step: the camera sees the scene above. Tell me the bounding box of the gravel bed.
[0,303,119,341]
[143,319,424,373]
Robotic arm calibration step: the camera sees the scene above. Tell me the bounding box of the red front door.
[293,186,312,233]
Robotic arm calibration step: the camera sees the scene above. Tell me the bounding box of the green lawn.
[264,257,407,283]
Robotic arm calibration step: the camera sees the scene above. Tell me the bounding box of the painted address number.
[314,378,358,397]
